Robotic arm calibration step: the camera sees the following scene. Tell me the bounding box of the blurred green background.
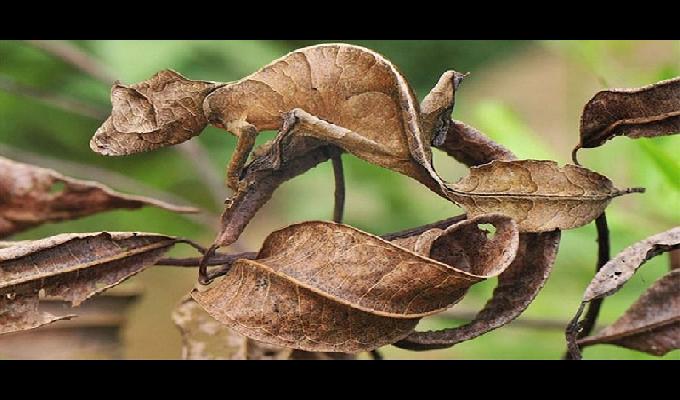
[0,40,678,359]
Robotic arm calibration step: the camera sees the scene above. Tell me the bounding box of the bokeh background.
[0,40,678,359]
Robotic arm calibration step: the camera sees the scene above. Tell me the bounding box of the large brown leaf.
[578,270,679,356]
[193,215,519,352]
[0,232,177,334]
[446,160,642,232]
[172,296,293,360]
[575,77,680,157]
[396,230,560,350]
[90,70,223,155]
[0,156,197,239]
[566,227,680,358]
[204,43,458,197]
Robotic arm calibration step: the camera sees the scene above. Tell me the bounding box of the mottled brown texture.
[566,227,680,359]
[0,294,74,335]
[172,296,293,360]
[435,120,516,167]
[584,227,680,301]
[0,156,197,239]
[395,230,560,350]
[446,160,641,232]
[204,44,459,196]
[91,70,223,156]
[578,270,680,356]
[215,140,335,247]
[0,232,176,335]
[193,216,518,352]
[576,77,680,155]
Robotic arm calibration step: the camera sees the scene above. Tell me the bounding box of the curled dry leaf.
[566,227,680,359]
[396,230,560,350]
[584,227,680,302]
[575,77,680,159]
[0,156,197,239]
[578,270,680,356]
[434,120,516,167]
[91,70,223,156]
[0,232,177,334]
[172,296,293,360]
[193,215,519,352]
[0,294,74,335]
[446,159,643,232]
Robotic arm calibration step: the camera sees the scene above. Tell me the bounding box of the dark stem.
[331,150,345,223]
[564,212,610,360]
[369,350,383,360]
[198,245,219,285]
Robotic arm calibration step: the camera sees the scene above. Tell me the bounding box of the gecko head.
[90,70,223,156]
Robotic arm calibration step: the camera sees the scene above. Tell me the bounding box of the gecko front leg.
[226,123,258,191]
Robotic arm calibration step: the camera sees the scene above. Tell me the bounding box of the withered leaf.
[0,156,197,239]
[215,140,335,247]
[91,70,223,156]
[193,215,519,352]
[446,160,643,232]
[434,120,516,167]
[578,270,680,356]
[172,296,293,360]
[584,227,680,302]
[204,44,459,197]
[396,230,560,350]
[0,232,177,334]
[566,227,680,359]
[576,77,680,155]
[0,293,74,335]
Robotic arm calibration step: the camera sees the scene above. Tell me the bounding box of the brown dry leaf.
[566,227,680,359]
[214,140,335,247]
[396,230,561,350]
[578,270,679,356]
[584,227,680,302]
[0,156,197,239]
[0,293,74,335]
[445,159,643,232]
[172,296,293,360]
[204,43,460,197]
[435,120,516,167]
[193,215,518,353]
[91,70,223,156]
[575,77,680,157]
[0,232,177,335]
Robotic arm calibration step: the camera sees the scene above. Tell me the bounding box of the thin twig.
[24,40,117,85]
[369,350,383,360]
[0,74,107,120]
[330,150,345,223]
[564,212,611,360]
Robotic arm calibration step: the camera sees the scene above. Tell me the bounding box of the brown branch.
[0,74,108,120]
[24,40,117,85]
[564,212,610,360]
[330,150,345,223]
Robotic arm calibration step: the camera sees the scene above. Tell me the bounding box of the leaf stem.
[330,150,345,223]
